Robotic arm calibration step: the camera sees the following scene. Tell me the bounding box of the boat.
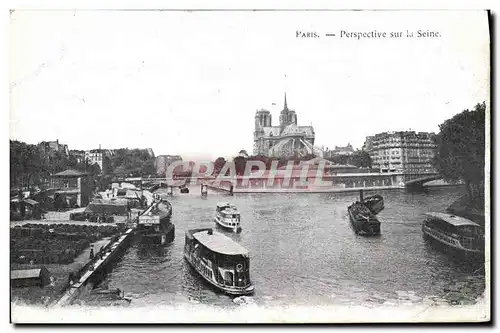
[135,198,175,245]
[184,228,254,295]
[422,212,485,258]
[201,184,208,197]
[215,202,242,233]
[347,202,381,236]
[362,194,384,215]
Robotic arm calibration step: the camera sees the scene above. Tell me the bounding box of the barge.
[135,198,175,246]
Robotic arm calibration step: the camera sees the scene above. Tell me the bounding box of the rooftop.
[11,268,44,280]
[424,212,481,227]
[52,169,88,177]
[193,230,249,256]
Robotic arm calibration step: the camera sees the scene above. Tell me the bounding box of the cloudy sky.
[9,10,489,160]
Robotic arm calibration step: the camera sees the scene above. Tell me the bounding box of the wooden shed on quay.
[11,267,51,288]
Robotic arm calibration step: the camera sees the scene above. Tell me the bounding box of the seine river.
[100,185,485,308]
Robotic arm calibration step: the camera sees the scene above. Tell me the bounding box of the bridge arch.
[404,174,443,187]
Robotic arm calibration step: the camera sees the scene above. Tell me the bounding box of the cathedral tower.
[279,93,297,129]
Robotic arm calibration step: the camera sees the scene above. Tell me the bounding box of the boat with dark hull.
[184,228,254,295]
[135,199,175,246]
[362,194,384,215]
[422,212,485,259]
[347,190,382,236]
[347,202,381,236]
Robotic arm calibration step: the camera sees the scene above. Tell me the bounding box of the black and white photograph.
[7,8,490,323]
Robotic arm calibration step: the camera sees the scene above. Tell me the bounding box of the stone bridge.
[403,174,443,187]
[126,173,443,189]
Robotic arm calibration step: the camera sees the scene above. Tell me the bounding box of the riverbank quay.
[11,224,117,265]
[10,236,113,306]
[53,228,134,307]
[10,212,123,305]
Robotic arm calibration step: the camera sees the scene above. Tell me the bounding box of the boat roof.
[424,212,481,227]
[11,268,45,280]
[217,202,232,207]
[221,208,240,215]
[192,230,249,256]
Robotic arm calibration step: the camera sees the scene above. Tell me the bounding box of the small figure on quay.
[89,245,95,259]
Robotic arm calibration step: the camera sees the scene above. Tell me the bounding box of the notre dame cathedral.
[253,94,322,158]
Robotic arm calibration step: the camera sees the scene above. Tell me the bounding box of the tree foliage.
[213,157,226,175]
[350,150,372,168]
[325,150,372,168]
[109,149,156,177]
[432,102,485,206]
[10,140,108,190]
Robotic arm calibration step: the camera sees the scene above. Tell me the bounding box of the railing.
[424,226,482,251]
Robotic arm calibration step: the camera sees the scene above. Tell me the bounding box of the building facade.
[253,94,321,158]
[50,169,92,207]
[85,149,106,171]
[70,150,86,163]
[38,140,69,156]
[364,131,437,173]
[155,155,183,176]
[324,143,355,159]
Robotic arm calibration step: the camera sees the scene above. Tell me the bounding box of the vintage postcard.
[9,9,490,323]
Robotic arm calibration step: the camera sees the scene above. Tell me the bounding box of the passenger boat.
[362,194,384,215]
[214,202,242,233]
[184,228,254,295]
[135,198,175,245]
[422,212,485,258]
[347,202,381,236]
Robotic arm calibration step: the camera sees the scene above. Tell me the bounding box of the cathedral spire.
[284,92,288,111]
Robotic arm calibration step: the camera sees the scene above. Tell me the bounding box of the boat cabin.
[423,212,484,250]
[216,202,234,211]
[216,203,241,224]
[216,203,239,215]
[184,228,252,291]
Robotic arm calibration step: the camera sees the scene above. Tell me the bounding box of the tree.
[328,154,349,165]
[233,156,247,176]
[350,150,372,168]
[109,148,156,177]
[432,102,485,208]
[10,140,46,188]
[214,157,226,175]
[141,159,156,176]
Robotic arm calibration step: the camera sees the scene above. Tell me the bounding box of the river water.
[100,185,485,308]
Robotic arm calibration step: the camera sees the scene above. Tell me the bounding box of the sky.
[9,10,489,160]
